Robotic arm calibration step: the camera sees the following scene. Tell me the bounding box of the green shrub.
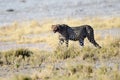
[12,75,32,80]
[54,46,80,60]
[15,49,33,59]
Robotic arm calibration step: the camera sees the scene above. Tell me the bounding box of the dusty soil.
[0,0,120,25]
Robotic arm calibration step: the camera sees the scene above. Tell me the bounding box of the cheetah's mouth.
[53,30,57,33]
[53,28,59,33]
[52,26,59,33]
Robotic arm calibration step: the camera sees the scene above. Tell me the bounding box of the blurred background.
[0,0,120,25]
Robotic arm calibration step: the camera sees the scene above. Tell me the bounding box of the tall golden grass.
[0,17,120,44]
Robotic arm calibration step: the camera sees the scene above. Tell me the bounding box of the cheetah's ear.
[57,24,61,30]
[64,24,69,27]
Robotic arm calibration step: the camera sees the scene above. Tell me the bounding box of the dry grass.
[0,17,120,44]
[0,37,119,80]
[0,17,120,80]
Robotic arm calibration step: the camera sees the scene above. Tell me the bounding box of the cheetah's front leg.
[65,40,69,47]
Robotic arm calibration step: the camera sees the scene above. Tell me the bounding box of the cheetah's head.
[51,24,68,33]
[51,24,61,33]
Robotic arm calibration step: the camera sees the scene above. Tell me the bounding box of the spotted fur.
[52,24,101,48]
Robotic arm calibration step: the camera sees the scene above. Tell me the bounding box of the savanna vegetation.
[0,17,120,80]
[0,17,120,45]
